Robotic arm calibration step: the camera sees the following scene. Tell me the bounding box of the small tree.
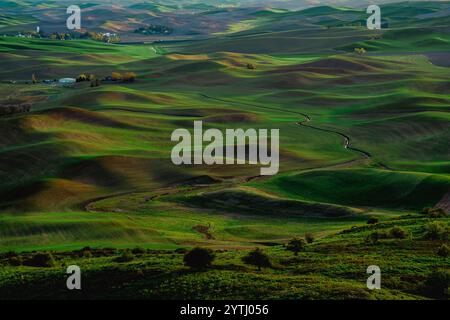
[131,247,146,255]
[437,244,449,258]
[242,248,271,271]
[184,247,215,270]
[246,63,256,70]
[287,237,306,255]
[367,217,379,225]
[422,270,450,299]
[77,74,88,82]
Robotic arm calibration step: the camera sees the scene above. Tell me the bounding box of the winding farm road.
[199,93,379,166]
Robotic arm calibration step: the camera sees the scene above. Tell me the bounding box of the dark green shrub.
[78,247,92,258]
[367,217,379,225]
[422,270,450,299]
[389,226,408,239]
[305,232,315,244]
[286,238,306,255]
[437,244,450,258]
[23,252,56,268]
[242,248,271,271]
[5,251,17,258]
[429,208,447,218]
[131,247,146,255]
[422,207,447,218]
[115,249,135,263]
[423,221,449,240]
[82,250,93,258]
[183,247,215,270]
[366,230,388,244]
[175,248,188,254]
[8,256,22,266]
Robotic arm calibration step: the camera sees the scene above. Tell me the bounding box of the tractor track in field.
[198,93,390,169]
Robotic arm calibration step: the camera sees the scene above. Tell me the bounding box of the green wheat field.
[0,0,448,300]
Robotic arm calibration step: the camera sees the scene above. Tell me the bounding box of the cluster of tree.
[80,32,121,43]
[183,233,315,271]
[183,247,272,271]
[76,74,101,87]
[0,103,31,116]
[354,47,367,54]
[366,219,449,246]
[75,72,137,86]
[134,25,173,35]
[7,252,55,267]
[76,74,94,82]
[110,72,137,82]
[49,32,74,40]
[366,226,409,244]
[13,30,44,38]
[16,30,121,43]
[286,233,315,256]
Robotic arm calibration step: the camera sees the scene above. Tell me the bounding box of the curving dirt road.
[199,93,377,164]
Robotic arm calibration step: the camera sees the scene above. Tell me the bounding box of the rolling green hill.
[250,168,450,210]
[0,0,449,300]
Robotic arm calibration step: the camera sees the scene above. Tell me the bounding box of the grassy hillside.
[0,33,449,251]
[0,1,448,300]
[250,168,450,210]
[1,216,448,299]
